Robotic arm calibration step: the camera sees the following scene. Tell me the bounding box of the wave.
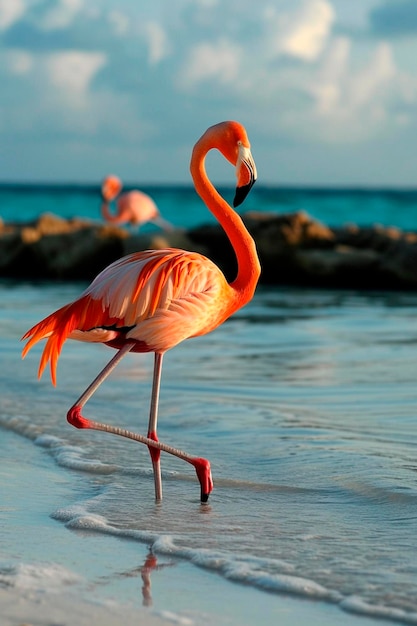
[49,502,417,625]
[3,413,417,624]
[35,433,119,474]
[0,414,119,474]
[0,561,81,591]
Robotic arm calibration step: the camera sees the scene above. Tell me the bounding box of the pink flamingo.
[101,175,173,231]
[22,121,260,503]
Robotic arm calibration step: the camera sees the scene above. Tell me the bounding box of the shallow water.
[1,279,417,624]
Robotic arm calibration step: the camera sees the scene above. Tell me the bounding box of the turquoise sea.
[1,183,417,231]
[1,184,417,624]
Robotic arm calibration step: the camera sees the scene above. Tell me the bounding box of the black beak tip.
[200,492,210,504]
[233,180,256,208]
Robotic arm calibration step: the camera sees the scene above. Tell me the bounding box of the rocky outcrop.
[189,211,417,289]
[1,211,417,290]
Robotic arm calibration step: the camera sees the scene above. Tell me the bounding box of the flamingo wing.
[22,248,231,385]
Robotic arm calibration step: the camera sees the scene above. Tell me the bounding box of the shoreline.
[0,579,391,626]
[0,588,166,626]
[0,427,398,626]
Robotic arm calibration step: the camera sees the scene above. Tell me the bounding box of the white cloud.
[144,21,170,65]
[319,36,350,81]
[312,36,350,113]
[348,43,395,110]
[39,0,82,31]
[7,50,33,75]
[195,0,218,7]
[108,10,130,36]
[264,0,335,62]
[313,41,396,117]
[0,0,25,31]
[305,40,402,141]
[2,0,417,185]
[179,38,241,87]
[45,51,106,102]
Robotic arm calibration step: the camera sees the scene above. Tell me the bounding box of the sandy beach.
[1,559,390,626]
[0,581,390,626]
[0,588,167,626]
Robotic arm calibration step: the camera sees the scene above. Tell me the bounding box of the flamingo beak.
[193,457,214,503]
[233,145,257,208]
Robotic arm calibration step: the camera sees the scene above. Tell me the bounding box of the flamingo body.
[22,120,260,503]
[22,248,238,385]
[101,176,171,230]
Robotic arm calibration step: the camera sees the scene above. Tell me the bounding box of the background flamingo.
[101,175,173,231]
[22,121,261,503]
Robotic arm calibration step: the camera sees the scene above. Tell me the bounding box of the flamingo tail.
[21,302,82,386]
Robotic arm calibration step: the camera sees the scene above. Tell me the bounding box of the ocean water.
[1,183,417,231]
[1,186,417,624]
[2,282,417,623]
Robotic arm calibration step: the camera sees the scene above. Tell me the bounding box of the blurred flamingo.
[22,121,260,503]
[101,175,173,231]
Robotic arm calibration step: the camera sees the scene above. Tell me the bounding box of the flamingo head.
[101,175,123,202]
[198,121,257,208]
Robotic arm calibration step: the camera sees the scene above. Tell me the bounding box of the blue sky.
[1,0,417,186]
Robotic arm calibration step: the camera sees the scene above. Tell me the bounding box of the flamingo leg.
[66,344,213,502]
[151,216,174,231]
[147,352,163,501]
[68,342,136,413]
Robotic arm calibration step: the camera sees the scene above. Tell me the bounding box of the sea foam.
[0,561,81,591]
[49,502,417,624]
[35,433,119,474]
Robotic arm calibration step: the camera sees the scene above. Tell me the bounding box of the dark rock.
[1,211,417,290]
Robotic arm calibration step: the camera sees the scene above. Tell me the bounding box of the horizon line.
[1,181,417,193]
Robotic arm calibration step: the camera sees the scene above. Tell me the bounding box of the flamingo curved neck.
[190,142,260,304]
